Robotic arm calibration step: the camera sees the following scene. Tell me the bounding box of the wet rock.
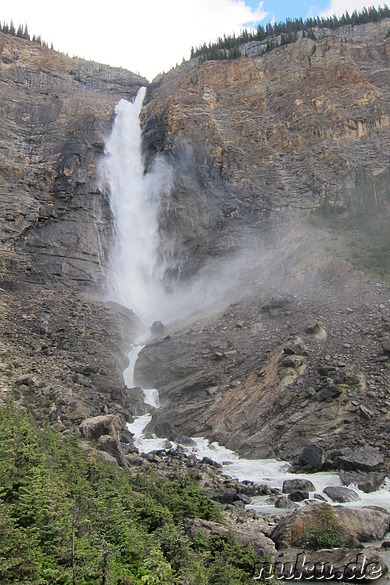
[340,470,386,493]
[323,485,362,503]
[298,444,326,471]
[282,478,315,493]
[275,496,299,509]
[239,443,275,459]
[288,490,309,502]
[334,447,384,472]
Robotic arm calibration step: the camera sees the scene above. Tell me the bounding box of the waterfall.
[102,86,173,325]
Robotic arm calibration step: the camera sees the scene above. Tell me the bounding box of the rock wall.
[0,32,147,425]
[142,19,390,276]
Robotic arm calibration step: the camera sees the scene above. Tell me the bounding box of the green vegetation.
[300,507,354,550]
[0,400,262,583]
[312,166,390,280]
[191,5,390,63]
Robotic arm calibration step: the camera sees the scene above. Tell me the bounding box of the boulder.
[323,486,361,503]
[150,320,164,336]
[183,518,277,559]
[382,338,390,354]
[97,451,118,465]
[275,496,299,509]
[334,447,384,472]
[316,385,342,402]
[283,478,315,493]
[271,502,358,550]
[211,488,239,504]
[288,490,310,502]
[335,506,390,542]
[271,502,390,550]
[340,470,386,493]
[299,444,326,471]
[98,435,127,467]
[79,414,122,440]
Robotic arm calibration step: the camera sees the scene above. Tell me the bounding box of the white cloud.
[319,0,375,17]
[1,0,268,81]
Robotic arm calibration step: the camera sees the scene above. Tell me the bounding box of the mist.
[100,88,265,327]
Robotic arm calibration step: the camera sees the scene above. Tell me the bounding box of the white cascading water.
[102,86,173,325]
[103,89,390,515]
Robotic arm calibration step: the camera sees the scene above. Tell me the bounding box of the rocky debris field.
[0,266,142,428]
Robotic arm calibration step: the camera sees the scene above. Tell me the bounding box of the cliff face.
[0,31,146,285]
[142,19,390,276]
[0,32,146,425]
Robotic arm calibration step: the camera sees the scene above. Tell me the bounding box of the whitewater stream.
[125,342,390,515]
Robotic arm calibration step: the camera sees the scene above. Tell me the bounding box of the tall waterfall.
[102,88,262,325]
[102,87,173,324]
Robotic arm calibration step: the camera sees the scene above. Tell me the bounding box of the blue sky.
[246,0,327,22]
[2,0,380,80]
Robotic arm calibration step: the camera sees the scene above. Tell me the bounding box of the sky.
[1,0,382,81]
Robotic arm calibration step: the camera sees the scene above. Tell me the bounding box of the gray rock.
[275,496,299,509]
[288,490,309,502]
[334,447,384,472]
[316,385,342,402]
[282,478,315,493]
[335,505,390,542]
[271,502,390,550]
[79,414,122,440]
[184,518,277,559]
[340,470,387,493]
[211,488,239,504]
[150,321,165,335]
[299,444,326,471]
[323,485,362,503]
[382,338,390,353]
[97,451,118,465]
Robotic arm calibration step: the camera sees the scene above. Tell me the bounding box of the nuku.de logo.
[253,552,383,581]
